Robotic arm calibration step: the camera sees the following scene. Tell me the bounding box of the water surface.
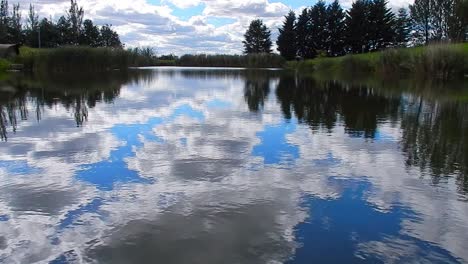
[0,68,467,263]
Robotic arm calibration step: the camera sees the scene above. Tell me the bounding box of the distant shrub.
[177,53,286,68]
[0,59,10,72]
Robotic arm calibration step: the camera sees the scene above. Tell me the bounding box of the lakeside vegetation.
[0,0,467,80]
[289,43,468,80]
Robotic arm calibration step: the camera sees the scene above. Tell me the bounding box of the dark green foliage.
[345,0,371,53]
[177,53,285,68]
[99,25,121,48]
[0,0,122,49]
[80,19,100,47]
[368,0,395,51]
[296,8,314,58]
[409,0,431,44]
[326,0,346,56]
[38,19,59,48]
[0,0,8,43]
[394,8,411,47]
[310,1,328,53]
[277,11,297,60]
[243,19,272,54]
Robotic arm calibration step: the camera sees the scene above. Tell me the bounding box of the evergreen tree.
[367,0,396,51]
[243,19,272,54]
[326,0,346,56]
[277,11,297,60]
[309,1,328,53]
[296,8,314,58]
[410,0,432,44]
[394,8,410,47]
[346,0,371,53]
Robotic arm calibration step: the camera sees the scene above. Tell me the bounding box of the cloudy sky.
[16,0,411,54]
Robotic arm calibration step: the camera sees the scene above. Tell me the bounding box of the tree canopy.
[243,19,273,54]
[0,0,122,48]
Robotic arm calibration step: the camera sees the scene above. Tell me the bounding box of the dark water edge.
[0,68,467,264]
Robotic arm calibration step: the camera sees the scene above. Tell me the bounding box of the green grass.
[289,43,468,80]
[0,59,10,73]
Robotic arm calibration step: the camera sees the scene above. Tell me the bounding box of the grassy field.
[288,43,468,80]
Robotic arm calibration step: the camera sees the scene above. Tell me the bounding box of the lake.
[0,68,467,264]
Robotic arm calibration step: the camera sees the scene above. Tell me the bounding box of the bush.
[0,59,10,72]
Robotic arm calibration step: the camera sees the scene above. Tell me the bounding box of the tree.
[310,1,329,54]
[25,4,40,47]
[296,8,314,58]
[367,0,396,51]
[39,18,59,48]
[0,0,8,43]
[326,0,346,56]
[243,19,272,54]
[410,0,432,44]
[346,0,371,53]
[99,24,122,48]
[67,0,84,44]
[394,8,410,47]
[8,3,21,43]
[448,0,468,41]
[56,16,73,45]
[277,11,297,60]
[80,19,100,47]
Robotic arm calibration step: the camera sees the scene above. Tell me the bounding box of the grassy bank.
[14,46,169,73]
[176,53,286,68]
[288,43,468,80]
[11,47,284,73]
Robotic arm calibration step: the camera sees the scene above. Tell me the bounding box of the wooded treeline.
[0,0,121,48]
[244,0,468,60]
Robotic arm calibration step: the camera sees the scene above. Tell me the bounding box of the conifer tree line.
[0,0,121,48]
[244,0,468,60]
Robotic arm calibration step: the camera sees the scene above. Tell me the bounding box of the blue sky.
[16,0,411,54]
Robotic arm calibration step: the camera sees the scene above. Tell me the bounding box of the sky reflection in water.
[0,68,467,264]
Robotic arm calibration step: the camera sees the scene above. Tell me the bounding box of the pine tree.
[296,8,315,58]
[243,19,272,54]
[326,0,346,56]
[310,1,328,54]
[346,0,371,53]
[277,11,297,60]
[394,8,410,47]
[368,0,396,51]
